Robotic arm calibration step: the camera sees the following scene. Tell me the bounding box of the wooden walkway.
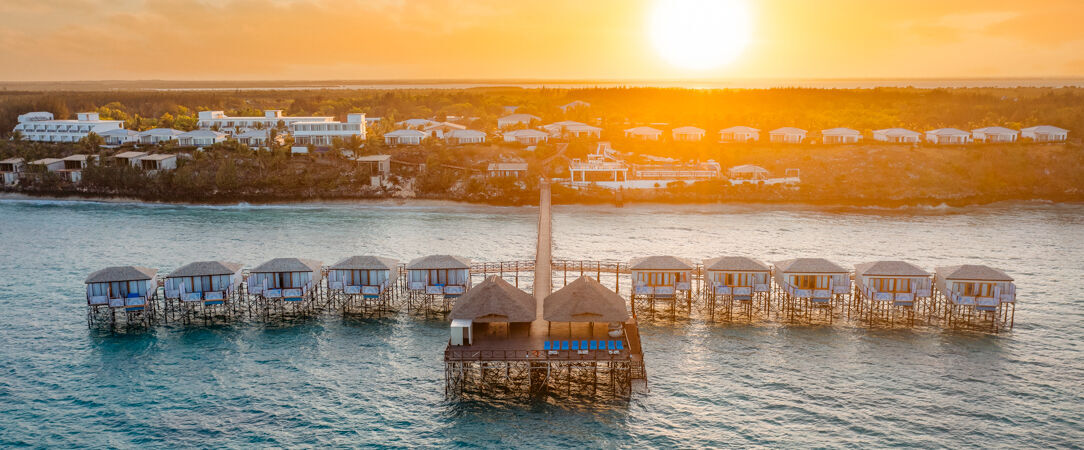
[534,179,552,315]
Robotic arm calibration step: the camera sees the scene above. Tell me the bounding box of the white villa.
[235,129,283,149]
[137,154,177,171]
[971,126,1019,143]
[112,151,147,167]
[384,129,426,145]
[926,128,973,144]
[559,100,590,112]
[396,118,440,129]
[487,162,528,178]
[99,129,140,147]
[59,154,94,182]
[137,128,183,145]
[624,126,663,141]
[1021,125,1069,142]
[13,112,124,143]
[872,128,922,143]
[497,113,541,129]
[445,129,487,145]
[773,258,851,302]
[177,130,227,148]
[769,127,807,143]
[821,127,862,144]
[503,129,549,145]
[197,110,332,135]
[719,126,760,143]
[0,157,25,186]
[423,121,467,139]
[28,158,64,174]
[290,113,367,153]
[671,126,706,142]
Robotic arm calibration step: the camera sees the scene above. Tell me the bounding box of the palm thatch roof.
[167,261,243,278]
[543,276,629,323]
[330,255,398,271]
[406,254,470,270]
[935,265,1013,281]
[448,276,536,323]
[250,257,322,273]
[629,256,694,271]
[704,256,770,272]
[854,261,929,277]
[85,266,157,284]
[774,258,847,274]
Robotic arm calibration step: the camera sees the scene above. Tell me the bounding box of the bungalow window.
[793,275,826,289]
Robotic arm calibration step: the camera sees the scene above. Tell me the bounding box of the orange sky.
[2,0,1083,81]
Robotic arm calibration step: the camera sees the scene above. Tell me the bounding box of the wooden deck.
[444,319,636,362]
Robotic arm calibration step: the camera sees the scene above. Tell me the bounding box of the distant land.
[3,78,1084,92]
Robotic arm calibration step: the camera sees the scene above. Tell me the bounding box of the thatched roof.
[331,255,398,271]
[936,265,1013,282]
[629,256,694,271]
[854,261,929,277]
[543,276,629,323]
[448,276,536,323]
[774,258,847,274]
[704,256,770,272]
[250,257,322,273]
[85,266,157,283]
[407,254,470,270]
[167,261,243,278]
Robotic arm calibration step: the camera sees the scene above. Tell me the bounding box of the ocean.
[0,198,1081,447]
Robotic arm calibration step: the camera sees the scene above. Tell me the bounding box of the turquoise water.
[0,199,1082,447]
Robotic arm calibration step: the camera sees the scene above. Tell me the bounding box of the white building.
[971,127,1019,143]
[0,157,25,186]
[487,162,528,178]
[396,118,440,129]
[99,129,140,147]
[290,113,367,153]
[821,127,862,144]
[13,112,124,143]
[137,154,178,172]
[926,128,972,144]
[543,121,602,139]
[235,129,283,149]
[384,129,426,145]
[769,127,807,143]
[568,143,628,183]
[719,126,760,143]
[137,128,183,145]
[197,110,332,135]
[177,130,227,148]
[28,158,64,174]
[625,126,663,141]
[497,113,541,129]
[559,100,590,112]
[672,126,705,142]
[1021,125,1069,142]
[872,128,922,143]
[112,151,147,167]
[502,129,549,145]
[423,121,466,139]
[355,154,392,183]
[445,129,487,145]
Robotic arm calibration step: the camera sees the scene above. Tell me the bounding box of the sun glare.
[648,0,753,71]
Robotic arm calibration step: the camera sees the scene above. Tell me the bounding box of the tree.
[80,132,104,152]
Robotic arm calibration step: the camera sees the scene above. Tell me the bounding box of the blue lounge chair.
[544,341,551,351]
[616,340,625,351]
[580,340,588,350]
[570,341,579,350]
[561,341,569,350]
[590,340,598,350]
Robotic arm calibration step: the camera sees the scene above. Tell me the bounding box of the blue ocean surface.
[0,198,1081,447]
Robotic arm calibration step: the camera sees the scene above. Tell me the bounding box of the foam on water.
[0,200,1081,447]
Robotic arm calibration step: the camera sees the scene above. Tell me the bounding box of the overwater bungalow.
[545,276,630,337]
[703,256,772,320]
[84,265,159,326]
[773,258,851,322]
[629,256,694,311]
[248,258,324,310]
[934,264,1017,331]
[407,255,472,312]
[854,261,931,326]
[448,276,536,345]
[328,255,399,312]
[164,261,244,321]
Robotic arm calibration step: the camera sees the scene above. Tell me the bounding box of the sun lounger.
[589,340,598,350]
[570,341,579,350]
[616,340,624,351]
[561,341,569,351]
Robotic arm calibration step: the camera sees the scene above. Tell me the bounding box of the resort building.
[12,112,124,143]
[935,264,1017,330]
[727,164,769,184]
[971,126,1019,143]
[1021,125,1069,142]
[423,121,467,139]
[406,254,472,298]
[137,128,183,145]
[568,143,628,183]
[327,256,398,297]
[671,126,705,142]
[769,127,807,143]
[447,276,536,345]
[719,126,760,143]
[773,258,851,302]
[873,128,922,143]
[290,113,367,153]
[624,126,663,141]
[703,256,772,299]
[164,261,244,304]
[59,154,94,182]
[487,162,528,178]
[137,154,177,172]
[629,256,694,300]
[502,129,549,145]
[445,129,487,145]
[559,100,591,112]
[926,128,973,144]
[396,118,440,129]
[497,113,541,129]
[112,151,147,167]
[84,266,158,310]
[632,160,721,180]
[99,129,140,147]
[384,129,426,145]
[177,130,227,148]
[543,121,602,139]
[27,158,64,175]
[0,157,25,186]
[235,129,283,149]
[355,154,392,184]
[854,261,932,322]
[196,110,333,135]
[247,257,323,299]
[821,127,862,144]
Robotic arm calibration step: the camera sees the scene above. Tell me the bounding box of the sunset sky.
[2,0,1083,81]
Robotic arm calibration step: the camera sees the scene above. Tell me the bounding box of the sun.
[648,0,753,71]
